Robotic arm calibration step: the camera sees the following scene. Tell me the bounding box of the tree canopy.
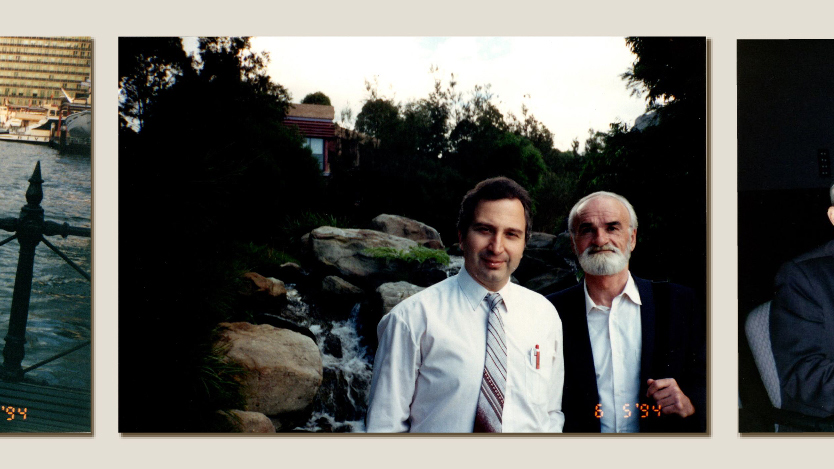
[119,37,323,432]
[301,91,332,105]
[579,37,707,291]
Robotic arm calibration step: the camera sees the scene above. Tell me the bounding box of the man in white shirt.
[547,191,705,433]
[365,177,564,433]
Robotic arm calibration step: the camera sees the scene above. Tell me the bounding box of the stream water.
[0,141,91,390]
[291,256,465,432]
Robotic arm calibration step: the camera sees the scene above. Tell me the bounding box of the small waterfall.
[296,303,374,433]
[279,256,465,432]
[282,284,313,328]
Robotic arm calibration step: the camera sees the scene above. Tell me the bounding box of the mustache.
[585,244,621,254]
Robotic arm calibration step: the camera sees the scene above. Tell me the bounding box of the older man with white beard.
[546,192,706,433]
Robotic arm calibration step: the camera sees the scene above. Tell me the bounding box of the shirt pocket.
[524,347,553,406]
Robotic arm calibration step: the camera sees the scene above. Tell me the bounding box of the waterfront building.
[0,37,92,109]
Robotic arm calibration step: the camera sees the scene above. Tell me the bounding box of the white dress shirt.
[584,273,642,433]
[366,267,564,432]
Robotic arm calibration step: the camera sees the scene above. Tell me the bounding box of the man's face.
[571,196,636,277]
[459,198,526,292]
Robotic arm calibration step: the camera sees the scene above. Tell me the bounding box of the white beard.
[578,243,630,276]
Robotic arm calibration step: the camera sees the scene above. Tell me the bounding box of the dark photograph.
[739,39,834,433]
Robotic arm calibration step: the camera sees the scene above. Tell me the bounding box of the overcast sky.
[186,37,648,152]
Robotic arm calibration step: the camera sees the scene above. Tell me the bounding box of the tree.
[301,91,332,105]
[340,72,572,243]
[355,98,401,142]
[119,37,323,432]
[577,37,706,291]
[622,37,707,110]
[118,37,191,131]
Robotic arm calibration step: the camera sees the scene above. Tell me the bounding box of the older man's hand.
[646,378,695,418]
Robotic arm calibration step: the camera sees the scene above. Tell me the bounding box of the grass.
[364,245,451,266]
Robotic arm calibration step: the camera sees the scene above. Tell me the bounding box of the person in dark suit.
[547,191,706,433]
[770,183,834,423]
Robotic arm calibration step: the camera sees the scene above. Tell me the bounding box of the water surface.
[0,141,91,390]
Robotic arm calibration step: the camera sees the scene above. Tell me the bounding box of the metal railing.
[0,161,90,382]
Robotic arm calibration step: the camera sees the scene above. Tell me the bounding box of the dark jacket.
[771,241,834,419]
[546,276,706,432]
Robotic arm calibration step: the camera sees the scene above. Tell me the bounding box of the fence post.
[2,162,44,381]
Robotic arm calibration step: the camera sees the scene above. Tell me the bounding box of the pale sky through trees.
[184,37,648,152]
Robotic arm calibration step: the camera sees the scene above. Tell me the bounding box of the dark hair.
[457,177,533,242]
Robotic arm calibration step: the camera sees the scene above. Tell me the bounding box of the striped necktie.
[473,292,506,432]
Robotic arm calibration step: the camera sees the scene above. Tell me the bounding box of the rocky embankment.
[213,214,576,432]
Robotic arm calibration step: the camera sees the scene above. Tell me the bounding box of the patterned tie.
[473,292,507,433]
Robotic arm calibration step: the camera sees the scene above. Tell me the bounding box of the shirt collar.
[583,271,642,315]
[457,266,517,312]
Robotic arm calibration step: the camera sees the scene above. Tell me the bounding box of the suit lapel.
[572,283,598,401]
[564,283,601,432]
[635,278,656,399]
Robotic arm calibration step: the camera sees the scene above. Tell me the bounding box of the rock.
[277,262,309,286]
[517,232,576,285]
[513,255,549,283]
[323,334,343,359]
[527,231,559,249]
[634,109,660,131]
[305,226,418,286]
[523,269,577,295]
[218,409,276,433]
[242,272,287,299]
[377,281,426,316]
[314,363,372,424]
[256,313,317,343]
[370,214,444,249]
[358,281,428,353]
[321,275,364,299]
[319,368,359,422]
[239,273,294,327]
[422,239,445,250]
[216,322,323,417]
[448,243,464,256]
[315,416,334,432]
[318,276,365,321]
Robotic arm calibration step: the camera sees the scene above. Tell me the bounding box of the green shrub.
[364,245,450,266]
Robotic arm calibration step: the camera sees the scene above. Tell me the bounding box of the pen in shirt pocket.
[529,345,540,369]
[536,344,540,369]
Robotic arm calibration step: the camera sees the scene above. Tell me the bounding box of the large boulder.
[306,226,447,287]
[370,214,444,249]
[377,281,426,316]
[360,282,428,352]
[216,322,323,418]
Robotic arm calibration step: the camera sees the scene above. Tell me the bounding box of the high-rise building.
[0,36,92,108]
